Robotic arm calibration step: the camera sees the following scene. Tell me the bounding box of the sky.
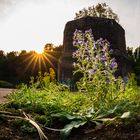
[0,0,140,53]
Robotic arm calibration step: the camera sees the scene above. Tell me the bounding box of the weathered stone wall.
[58,17,132,82]
[63,16,126,53]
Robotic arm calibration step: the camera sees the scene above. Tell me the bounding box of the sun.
[35,48,44,54]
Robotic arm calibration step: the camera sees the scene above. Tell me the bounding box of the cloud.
[0,0,140,52]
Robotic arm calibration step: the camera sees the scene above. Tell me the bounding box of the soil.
[0,116,140,140]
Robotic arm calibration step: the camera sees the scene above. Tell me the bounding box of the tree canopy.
[0,44,63,86]
[126,46,140,86]
[75,3,119,23]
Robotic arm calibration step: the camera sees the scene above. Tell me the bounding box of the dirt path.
[0,88,14,103]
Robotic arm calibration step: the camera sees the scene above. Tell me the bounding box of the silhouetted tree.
[126,47,134,61]
[44,43,54,53]
[0,50,5,57]
[0,50,6,80]
[0,44,64,85]
[19,50,27,56]
[7,51,18,59]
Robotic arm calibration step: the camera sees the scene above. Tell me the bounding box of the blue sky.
[0,0,139,53]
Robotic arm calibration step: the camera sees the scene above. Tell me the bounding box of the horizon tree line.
[0,45,140,86]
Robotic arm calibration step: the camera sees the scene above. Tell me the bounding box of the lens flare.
[21,51,57,74]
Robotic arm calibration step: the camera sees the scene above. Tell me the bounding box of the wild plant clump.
[73,29,124,106]
[1,29,140,140]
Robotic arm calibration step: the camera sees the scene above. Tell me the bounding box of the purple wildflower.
[109,49,113,53]
[88,69,94,75]
[94,66,99,71]
[85,57,89,60]
[111,58,116,62]
[79,53,83,58]
[85,29,93,38]
[93,44,97,49]
[81,67,86,71]
[104,39,109,45]
[72,52,76,57]
[104,61,108,66]
[92,57,96,60]
[73,40,77,46]
[88,50,92,54]
[95,54,99,59]
[106,42,110,48]
[84,42,88,47]
[100,42,105,47]
[100,57,105,61]
[106,79,110,84]
[102,45,108,52]
[99,38,103,41]
[109,62,118,69]
[100,55,106,61]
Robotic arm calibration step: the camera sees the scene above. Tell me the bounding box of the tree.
[126,47,134,61]
[75,3,119,23]
[0,50,5,57]
[44,43,54,53]
[0,50,6,80]
[7,51,18,60]
[133,46,140,86]
[19,50,27,56]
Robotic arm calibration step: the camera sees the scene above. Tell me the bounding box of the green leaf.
[96,103,128,119]
[60,120,87,139]
[120,112,131,119]
[51,112,82,120]
[96,106,117,119]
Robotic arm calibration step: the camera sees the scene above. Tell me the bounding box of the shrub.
[0,80,14,88]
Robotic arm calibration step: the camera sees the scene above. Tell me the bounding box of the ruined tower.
[58,17,131,82]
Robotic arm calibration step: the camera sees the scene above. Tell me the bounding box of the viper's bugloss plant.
[73,29,124,107]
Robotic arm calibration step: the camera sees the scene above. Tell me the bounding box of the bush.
[0,80,14,88]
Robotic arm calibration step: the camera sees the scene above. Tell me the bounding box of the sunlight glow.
[35,49,44,54]
[21,51,57,74]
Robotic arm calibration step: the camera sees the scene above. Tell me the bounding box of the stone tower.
[58,17,131,82]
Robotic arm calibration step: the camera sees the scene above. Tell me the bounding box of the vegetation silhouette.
[0,45,140,87]
[0,44,63,86]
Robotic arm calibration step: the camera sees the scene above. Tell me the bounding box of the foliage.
[1,31,140,139]
[75,3,119,23]
[0,44,63,85]
[132,46,140,85]
[125,46,140,86]
[1,68,140,139]
[52,105,131,139]
[73,29,124,107]
[126,47,134,60]
[0,80,14,88]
